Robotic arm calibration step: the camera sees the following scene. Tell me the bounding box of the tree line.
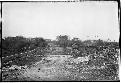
[2,35,119,57]
[2,36,47,56]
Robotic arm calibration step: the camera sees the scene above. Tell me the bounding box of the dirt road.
[3,54,118,81]
[21,55,75,81]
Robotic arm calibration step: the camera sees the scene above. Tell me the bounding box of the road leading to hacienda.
[21,55,75,81]
[19,54,110,81]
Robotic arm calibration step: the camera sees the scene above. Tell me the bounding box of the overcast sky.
[2,1,119,41]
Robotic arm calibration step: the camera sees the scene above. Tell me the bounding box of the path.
[21,55,73,81]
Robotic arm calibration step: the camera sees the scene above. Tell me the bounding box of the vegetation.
[2,35,120,81]
[2,36,47,67]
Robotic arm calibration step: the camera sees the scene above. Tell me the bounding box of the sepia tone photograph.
[1,0,120,82]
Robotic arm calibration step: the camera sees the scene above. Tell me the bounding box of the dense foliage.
[2,36,47,55]
[2,36,47,67]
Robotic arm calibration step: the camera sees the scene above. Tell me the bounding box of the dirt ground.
[2,54,116,81]
[21,55,76,81]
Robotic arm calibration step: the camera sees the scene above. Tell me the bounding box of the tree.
[34,37,47,47]
[95,39,104,46]
[56,35,70,48]
[2,36,28,53]
[71,37,83,49]
[70,37,85,57]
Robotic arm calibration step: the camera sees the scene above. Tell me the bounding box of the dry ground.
[2,54,118,81]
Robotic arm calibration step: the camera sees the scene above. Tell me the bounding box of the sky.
[2,1,119,41]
